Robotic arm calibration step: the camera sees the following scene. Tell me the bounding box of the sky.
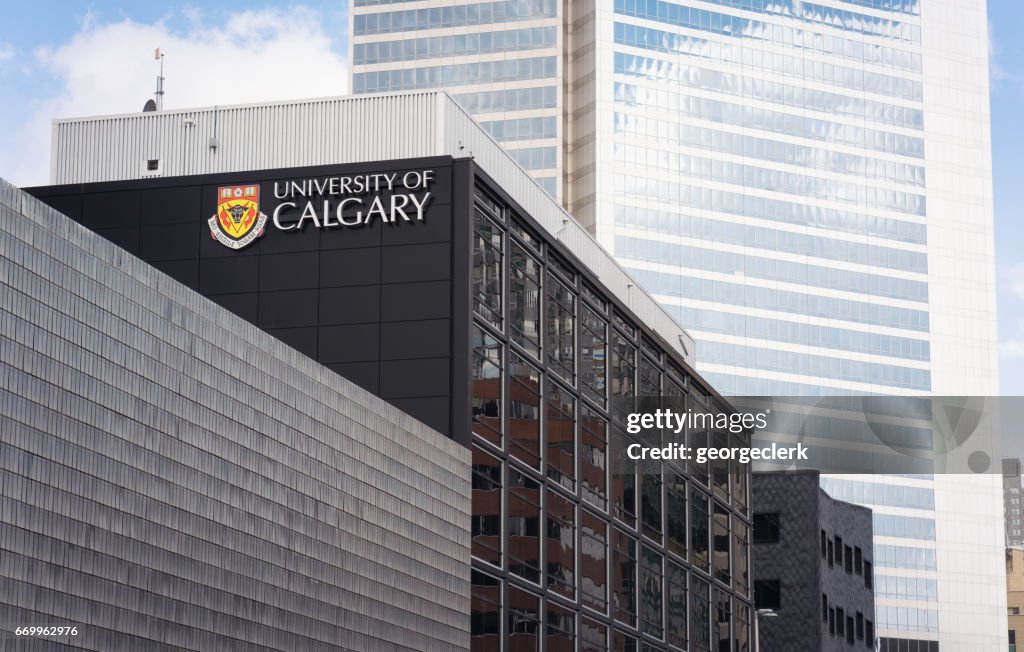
[0,1,1022,395]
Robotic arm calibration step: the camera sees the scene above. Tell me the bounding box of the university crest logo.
[209,185,268,250]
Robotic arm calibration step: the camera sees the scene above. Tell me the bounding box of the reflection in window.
[581,616,608,652]
[610,328,636,399]
[471,570,502,652]
[613,631,638,651]
[735,602,751,652]
[639,355,661,396]
[510,241,542,358]
[715,589,732,652]
[711,430,730,500]
[547,272,576,383]
[690,575,711,652]
[640,546,664,639]
[508,586,541,650]
[733,518,750,597]
[613,528,637,627]
[472,326,502,445]
[580,303,608,405]
[547,490,575,600]
[508,468,541,583]
[546,382,575,490]
[641,471,662,542]
[613,428,637,527]
[581,510,608,613]
[666,475,687,558]
[472,446,502,566]
[580,406,607,508]
[546,602,575,652]
[667,560,688,648]
[714,502,731,586]
[691,487,710,572]
[732,432,748,510]
[508,353,541,469]
[472,208,503,329]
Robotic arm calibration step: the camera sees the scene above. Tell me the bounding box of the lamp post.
[753,608,777,652]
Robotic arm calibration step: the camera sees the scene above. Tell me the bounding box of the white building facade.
[351,1,1004,650]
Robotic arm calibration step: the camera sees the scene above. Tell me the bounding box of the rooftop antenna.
[154,48,165,111]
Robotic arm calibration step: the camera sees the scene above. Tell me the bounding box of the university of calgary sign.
[208,169,435,250]
[209,185,268,250]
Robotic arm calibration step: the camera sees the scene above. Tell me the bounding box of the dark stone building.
[752,471,876,652]
[7,92,755,650]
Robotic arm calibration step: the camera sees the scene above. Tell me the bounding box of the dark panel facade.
[0,180,471,650]
[752,472,875,652]
[29,157,462,439]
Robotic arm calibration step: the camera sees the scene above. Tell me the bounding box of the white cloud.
[0,43,14,62]
[0,7,347,187]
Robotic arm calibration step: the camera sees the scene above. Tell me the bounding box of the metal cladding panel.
[49,90,696,364]
[0,177,471,650]
[52,94,443,183]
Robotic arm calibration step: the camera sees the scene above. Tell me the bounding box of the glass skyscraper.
[350,1,1005,649]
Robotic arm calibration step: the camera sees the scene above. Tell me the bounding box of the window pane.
[472,446,502,566]
[546,602,575,652]
[611,329,636,399]
[667,560,688,648]
[547,489,576,599]
[546,381,575,491]
[547,272,576,383]
[642,470,663,542]
[613,426,637,527]
[613,528,638,626]
[473,208,503,328]
[691,487,710,572]
[580,405,607,508]
[510,241,542,358]
[472,325,502,445]
[581,616,608,652]
[580,304,607,405]
[690,575,711,652]
[641,546,664,639]
[581,509,608,613]
[471,570,502,652]
[733,518,750,597]
[715,589,732,652]
[713,502,731,585]
[508,586,541,651]
[508,468,541,583]
[509,352,541,469]
[666,474,687,558]
[735,602,751,652]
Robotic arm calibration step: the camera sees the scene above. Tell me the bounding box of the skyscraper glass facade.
[351,1,1004,648]
[352,0,562,198]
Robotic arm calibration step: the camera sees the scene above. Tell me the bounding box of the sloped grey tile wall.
[0,178,471,651]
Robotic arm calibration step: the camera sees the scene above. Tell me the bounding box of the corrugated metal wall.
[49,90,695,363]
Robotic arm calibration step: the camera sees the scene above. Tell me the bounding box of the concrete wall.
[0,177,471,650]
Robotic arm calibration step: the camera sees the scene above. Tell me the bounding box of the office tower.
[1007,459,1024,547]
[350,2,1004,649]
[33,92,753,650]
[751,472,876,652]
